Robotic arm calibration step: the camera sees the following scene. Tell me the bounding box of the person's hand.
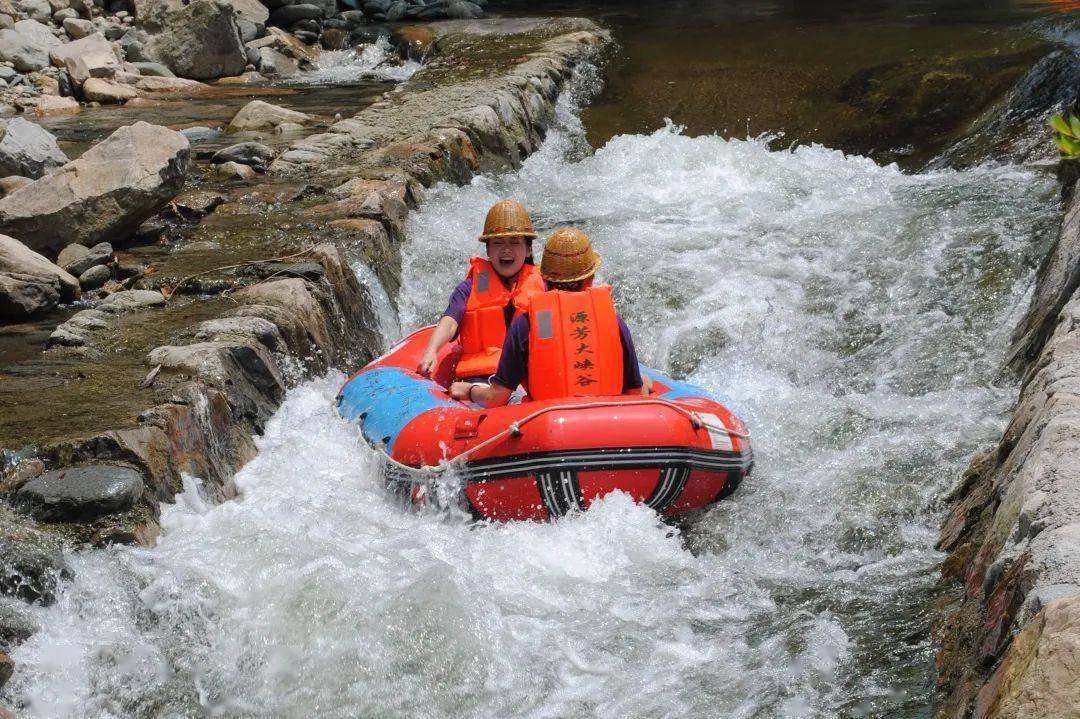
[417,348,438,376]
[449,381,474,401]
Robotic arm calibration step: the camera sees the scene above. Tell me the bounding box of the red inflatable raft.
[337,327,753,521]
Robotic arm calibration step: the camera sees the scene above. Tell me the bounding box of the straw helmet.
[479,199,537,241]
[540,227,602,283]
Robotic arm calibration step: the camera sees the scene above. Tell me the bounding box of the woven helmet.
[479,199,537,241]
[540,227,601,283]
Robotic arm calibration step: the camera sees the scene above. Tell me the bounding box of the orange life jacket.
[456,257,545,378]
[526,286,624,400]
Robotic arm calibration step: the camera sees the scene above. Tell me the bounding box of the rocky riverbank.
[0,13,608,706]
[932,66,1080,719]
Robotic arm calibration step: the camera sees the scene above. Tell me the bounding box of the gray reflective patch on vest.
[537,310,553,339]
[477,270,490,293]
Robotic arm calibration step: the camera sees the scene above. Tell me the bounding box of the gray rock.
[179,124,219,142]
[0,233,79,300]
[142,0,248,80]
[257,46,297,76]
[224,0,268,26]
[97,288,165,312]
[363,0,390,13]
[0,66,15,82]
[118,28,149,62]
[11,19,62,48]
[13,0,52,23]
[0,28,50,72]
[61,16,94,39]
[211,140,274,169]
[16,464,144,522]
[63,241,111,275]
[130,60,172,76]
[385,1,406,22]
[52,7,78,22]
[227,99,312,132]
[46,306,108,346]
[0,538,72,605]
[0,117,68,179]
[77,262,110,289]
[290,29,317,45]
[0,122,190,256]
[446,0,482,19]
[0,595,39,647]
[236,17,259,43]
[212,160,256,180]
[50,32,120,87]
[337,10,365,27]
[0,270,60,317]
[269,3,323,26]
[194,315,282,350]
[56,242,87,269]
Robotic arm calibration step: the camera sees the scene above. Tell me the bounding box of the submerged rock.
[0,117,67,179]
[16,464,145,522]
[0,537,73,605]
[0,122,190,256]
[97,288,165,312]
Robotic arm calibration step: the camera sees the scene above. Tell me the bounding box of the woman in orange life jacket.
[417,199,547,381]
[449,227,649,407]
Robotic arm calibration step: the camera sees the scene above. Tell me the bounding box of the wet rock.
[179,124,219,142]
[0,28,51,71]
[0,270,59,317]
[0,233,79,300]
[97,288,165,312]
[0,117,67,179]
[77,262,110,290]
[226,98,312,132]
[0,596,39,647]
[81,76,137,102]
[0,121,190,256]
[251,26,318,65]
[212,140,273,170]
[338,10,365,27]
[30,94,78,116]
[61,17,93,39]
[46,306,108,346]
[62,241,111,275]
[0,457,43,494]
[291,29,317,45]
[50,32,120,87]
[0,537,72,604]
[0,652,11,691]
[142,0,247,80]
[212,160,255,180]
[171,188,224,218]
[194,315,281,350]
[446,0,482,20]
[269,3,323,26]
[319,27,346,51]
[391,24,434,61]
[257,46,297,76]
[15,463,145,521]
[131,60,171,76]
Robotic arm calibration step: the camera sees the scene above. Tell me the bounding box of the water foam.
[294,38,422,85]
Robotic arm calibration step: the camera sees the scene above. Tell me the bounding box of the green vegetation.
[1050,112,1080,159]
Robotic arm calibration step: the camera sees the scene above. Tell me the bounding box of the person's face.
[486,236,529,279]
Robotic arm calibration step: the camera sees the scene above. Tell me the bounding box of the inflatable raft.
[337,326,753,521]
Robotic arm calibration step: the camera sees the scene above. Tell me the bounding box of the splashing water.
[294,38,422,85]
[2,73,1060,719]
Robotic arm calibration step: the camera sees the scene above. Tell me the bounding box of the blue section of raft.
[337,367,457,452]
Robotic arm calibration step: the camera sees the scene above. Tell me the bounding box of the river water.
[1,4,1074,718]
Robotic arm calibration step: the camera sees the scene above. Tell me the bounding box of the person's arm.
[417,315,458,376]
[449,381,513,407]
[417,279,470,376]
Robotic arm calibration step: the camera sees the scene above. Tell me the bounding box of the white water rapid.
[1,74,1059,718]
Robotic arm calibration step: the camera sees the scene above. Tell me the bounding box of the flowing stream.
[0,37,1065,719]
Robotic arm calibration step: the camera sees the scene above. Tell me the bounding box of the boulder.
[0,270,59,317]
[131,75,206,94]
[81,76,137,103]
[11,19,61,48]
[15,464,144,522]
[0,175,32,196]
[446,0,482,19]
[0,28,50,71]
[226,98,312,132]
[269,2,322,26]
[13,0,51,22]
[0,233,78,300]
[211,140,274,169]
[49,32,120,86]
[194,315,281,350]
[142,0,247,80]
[0,538,73,605]
[224,0,267,26]
[0,117,67,179]
[62,16,93,39]
[77,263,110,289]
[97,288,165,312]
[61,240,110,275]
[31,94,79,116]
[211,160,255,180]
[249,26,318,65]
[257,46,297,76]
[0,122,190,256]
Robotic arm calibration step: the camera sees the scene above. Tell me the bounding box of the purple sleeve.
[442,279,472,325]
[618,316,644,391]
[492,315,530,390]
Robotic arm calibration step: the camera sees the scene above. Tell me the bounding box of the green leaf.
[1050,113,1072,135]
[1056,135,1080,158]
[1069,114,1080,139]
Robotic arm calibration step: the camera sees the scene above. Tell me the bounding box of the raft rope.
[368,397,751,480]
